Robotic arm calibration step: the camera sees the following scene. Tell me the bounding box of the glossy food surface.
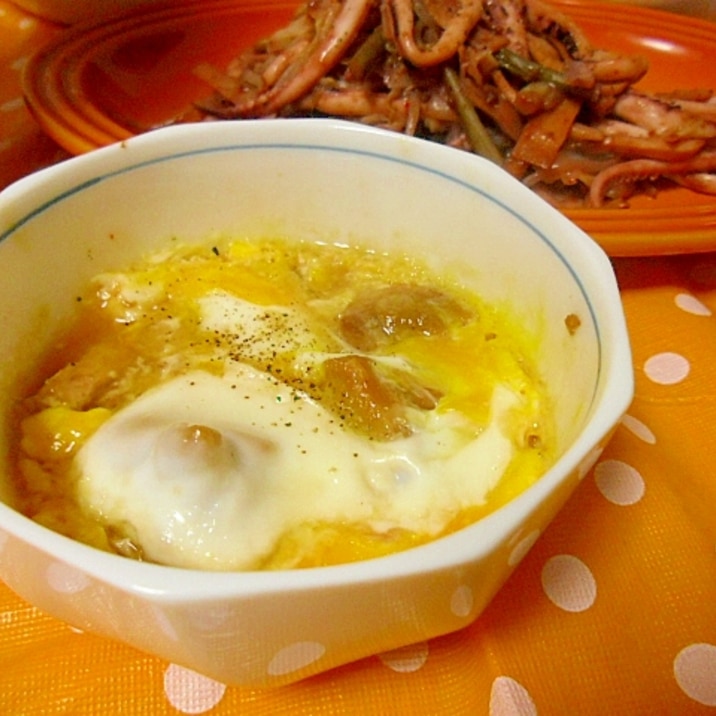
[21,0,716,255]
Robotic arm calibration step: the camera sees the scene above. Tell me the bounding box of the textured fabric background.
[1,2,716,712]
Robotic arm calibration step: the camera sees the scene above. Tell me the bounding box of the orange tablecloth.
[2,2,716,713]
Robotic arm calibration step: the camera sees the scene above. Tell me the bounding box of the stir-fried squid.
[183,0,716,208]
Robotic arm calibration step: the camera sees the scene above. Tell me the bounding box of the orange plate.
[21,0,716,256]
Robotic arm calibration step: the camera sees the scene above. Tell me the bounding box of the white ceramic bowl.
[0,119,632,686]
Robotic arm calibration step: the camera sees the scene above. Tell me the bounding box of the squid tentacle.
[238,0,375,116]
[388,0,485,67]
[589,151,716,206]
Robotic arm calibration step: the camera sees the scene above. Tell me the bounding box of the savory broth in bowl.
[11,237,554,571]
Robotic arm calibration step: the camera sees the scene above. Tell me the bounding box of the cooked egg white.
[198,290,325,360]
[75,364,519,570]
[14,238,553,570]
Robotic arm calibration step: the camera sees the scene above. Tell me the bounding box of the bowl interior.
[0,119,629,581]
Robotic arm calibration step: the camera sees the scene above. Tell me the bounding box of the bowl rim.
[0,119,634,599]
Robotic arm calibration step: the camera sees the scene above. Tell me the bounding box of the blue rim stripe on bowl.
[0,141,604,412]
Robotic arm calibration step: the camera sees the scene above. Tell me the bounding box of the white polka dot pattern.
[489,676,538,716]
[152,606,180,643]
[508,529,540,567]
[450,584,474,617]
[46,562,90,594]
[620,414,656,444]
[673,643,716,706]
[594,459,645,506]
[163,665,226,714]
[675,292,711,316]
[541,555,597,612]
[644,352,690,385]
[379,642,429,673]
[577,446,603,480]
[267,641,326,677]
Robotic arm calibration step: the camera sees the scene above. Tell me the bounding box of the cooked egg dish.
[12,238,553,570]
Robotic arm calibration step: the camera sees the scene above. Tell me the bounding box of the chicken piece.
[30,343,136,411]
[339,283,472,351]
[322,355,412,440]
